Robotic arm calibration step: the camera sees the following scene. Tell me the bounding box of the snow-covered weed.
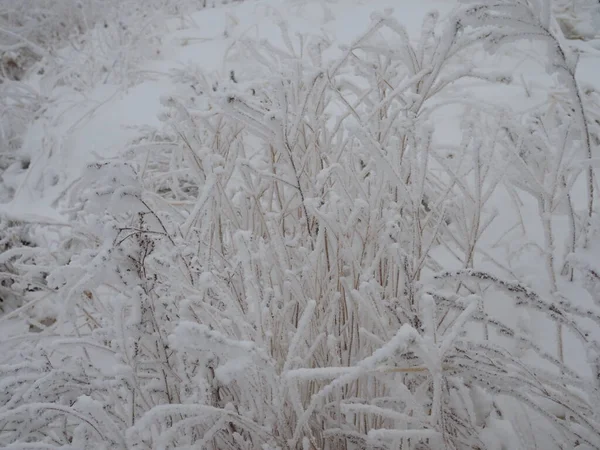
[1,0,600,449]
[0,0,243,316]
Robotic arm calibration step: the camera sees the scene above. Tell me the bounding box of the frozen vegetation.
[1,0,600,448]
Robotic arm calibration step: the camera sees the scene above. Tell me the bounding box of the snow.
[2,0,600,448]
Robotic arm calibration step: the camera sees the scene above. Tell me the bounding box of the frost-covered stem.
[562,178,576,281]
[565,75,595,243]
[466,139,482,270]
[284,139,314,249]
[538,194,563,362]
[539,197,558,291]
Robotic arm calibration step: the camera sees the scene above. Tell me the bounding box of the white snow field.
[1,0,600,448]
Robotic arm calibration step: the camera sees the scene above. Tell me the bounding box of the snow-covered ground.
[2,0,600,449]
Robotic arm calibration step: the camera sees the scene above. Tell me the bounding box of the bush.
[1,0,600,449]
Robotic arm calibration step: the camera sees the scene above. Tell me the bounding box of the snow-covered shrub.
[0,214,67,317]
[0,0,233,315]
[0,218,27,313]
[1,1,600,449]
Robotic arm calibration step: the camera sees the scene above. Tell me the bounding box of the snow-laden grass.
[1,0,600,449]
